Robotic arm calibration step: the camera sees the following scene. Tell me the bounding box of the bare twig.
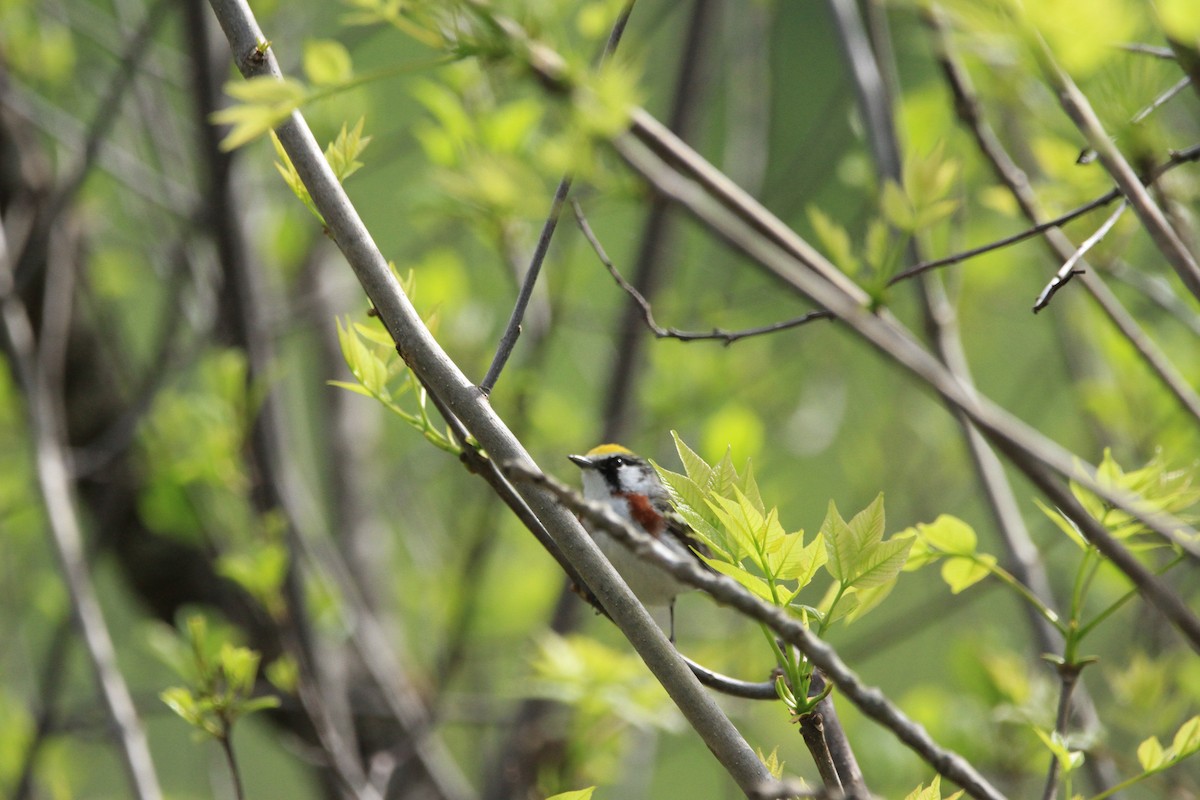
[1027,24,1200,300]
[1033,200,1127,312]
[888,143,1200,287]
[572,199,833,344]
[1040,666,1082,800]
[1118,43,1176,59]
[511,464,1009,800]
[43,0,171,226]
[0,232,164,800]
[204,3,774,793]
[478,1,635,396]
[479,175,572,395]
[888,191,1120,285]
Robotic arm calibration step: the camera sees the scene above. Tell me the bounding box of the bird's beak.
[568,454,593,469]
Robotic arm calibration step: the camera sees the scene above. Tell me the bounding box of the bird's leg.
[668,600,677,645]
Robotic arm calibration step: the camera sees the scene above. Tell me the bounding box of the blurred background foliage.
[1,0,1199,797]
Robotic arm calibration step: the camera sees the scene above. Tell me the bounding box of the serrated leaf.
[1137,735,1165,770]
[671,430,714,488]
[739,460,766,515]
[822,500,852,581]
[849,536,914,588]
[709,446,739,498]
[847,493,886,547]
[703,558,775,602]
[708,492,765,567]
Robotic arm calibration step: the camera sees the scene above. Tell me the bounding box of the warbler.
[568,444,707,641]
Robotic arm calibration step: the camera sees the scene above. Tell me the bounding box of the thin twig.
[1118,43,1177,59]
[1027,22,1200,300]
[479,175,571,394]
[1033,200,1127,312]
[0,232,164,800]
[1040,666,1082,800]
[511,464,1009,800]
[572,199,833,344]
[478,1,635,395]
[887,142,1200,287]
[43,0,171,226]
[888,191,1120,285]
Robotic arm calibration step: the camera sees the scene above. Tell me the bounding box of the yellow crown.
[585,443,637,458]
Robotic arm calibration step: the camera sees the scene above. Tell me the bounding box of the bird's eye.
[611,457,627,467]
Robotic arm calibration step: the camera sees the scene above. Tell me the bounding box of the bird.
[568,443,707,641]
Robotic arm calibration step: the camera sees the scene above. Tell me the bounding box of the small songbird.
[569,444,707,641]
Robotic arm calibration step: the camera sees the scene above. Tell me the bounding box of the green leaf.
[325,118,372,183]
[881,179,915,231]
[807,205,859,275]
[303,39,353,87]
[671,430,714,488]
[327,379,375,398]
[822,500,853,582]
[546,789,595,800]
[702,557,775,602]
[917,515,977,554]
[848,536,913,588]
[219,643,261,698]
[1170,715,1200,758]
[1034,728,1084,772]
[213,76,307,151]
[1137,735,1165,770]
[845,579,896,623]
[941,554,994,594]
[266,655,299,694]
[1034,498,1089,550]
[160,687,200,725]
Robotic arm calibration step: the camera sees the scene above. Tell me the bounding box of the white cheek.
[579,469,610,501]
[621,465,658,495]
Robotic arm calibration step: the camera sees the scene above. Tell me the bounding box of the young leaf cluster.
[158,615,280,741]
[273,117,372,224]
[808,143,961,303]
[329,271,460,454]
[656,433,914,716]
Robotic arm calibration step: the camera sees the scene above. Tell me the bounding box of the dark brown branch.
[573,199,833,344]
